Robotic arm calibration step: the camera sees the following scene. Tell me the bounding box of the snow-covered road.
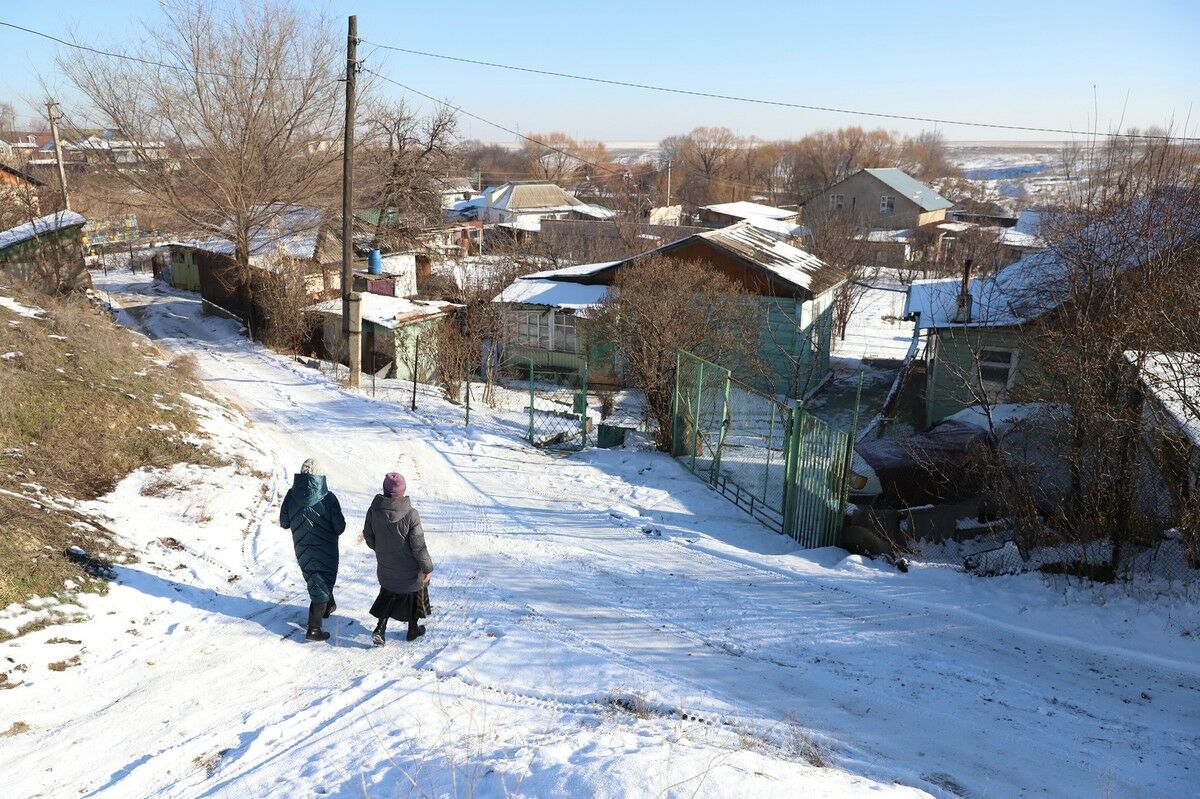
[2,270,1197,798]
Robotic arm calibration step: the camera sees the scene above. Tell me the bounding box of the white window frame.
[551,311,577,354]
[976,347,1020,399]
[515,310,550,349]
[829,194,845,211]
[879,195,896,215]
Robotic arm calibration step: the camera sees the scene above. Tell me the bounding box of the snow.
[494,278,610,310]
[701,201,797,221]
[0,268,1196,798]
[0,210,87,251]
[308,294,454,329]
[832,275,915,361]
[1129,351,1200,446]
[524,259,620,280]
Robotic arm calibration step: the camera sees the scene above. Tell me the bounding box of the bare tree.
[359,98,458,248]
[803,213,879,341]
[587,255,763,450]
[58,0,343,320]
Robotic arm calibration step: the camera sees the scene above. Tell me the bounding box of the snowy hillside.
[0,268,1197,798]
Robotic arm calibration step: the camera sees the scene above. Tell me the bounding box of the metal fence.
[672,350,860,548]
[465,353,593,452]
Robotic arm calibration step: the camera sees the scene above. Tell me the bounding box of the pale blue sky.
[1,0,1197,142]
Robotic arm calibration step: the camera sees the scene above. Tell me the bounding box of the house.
[166,204,341,328]
[0,131,53,164]
[433,176,477,209]
[494,221,846,396]
[307,293,458,380]
[0,163,43,190]
[699,201,799,228]
[453,181,612,229]
[0,210,88,289]
[352,252,418,299]
[1126,351,1200,527]
[804,167,953,230]
[903,204,1195,428]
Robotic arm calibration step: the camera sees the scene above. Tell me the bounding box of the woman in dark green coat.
[279,458,346,642]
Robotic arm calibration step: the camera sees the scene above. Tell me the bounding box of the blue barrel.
[367,249,382,274]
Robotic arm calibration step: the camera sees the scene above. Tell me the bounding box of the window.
[880,195,895,215]
[551,312,577,353]
[976,347,1019,400]
[829,194,845,211]
[515,311,549,348]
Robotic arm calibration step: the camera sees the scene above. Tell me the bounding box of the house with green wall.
[307,293,458,380]
[904,202,1197,428]
[0,210,88,291]
[493,222,844,398]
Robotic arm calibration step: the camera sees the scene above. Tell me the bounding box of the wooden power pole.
[342,15,361,388]
[46,100,71,211]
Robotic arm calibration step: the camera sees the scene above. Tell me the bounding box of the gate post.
[671,351,682,455]
[782,403,804,538]
[837,371,865,521]
[691,360,704,473]
[527,358,535,444]
[579,359,589,449]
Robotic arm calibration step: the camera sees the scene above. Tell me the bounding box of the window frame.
[879,195,896,215]
[976,346,1020,398]
[829,194,845,211]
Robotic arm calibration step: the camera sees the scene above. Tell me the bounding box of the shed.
[308,293,458,380]
[0,210,88,289]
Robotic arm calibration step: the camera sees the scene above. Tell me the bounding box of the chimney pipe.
[953,258,973,323]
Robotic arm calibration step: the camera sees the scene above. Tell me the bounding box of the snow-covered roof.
[308,294,454,329]
[1128,351,1200,447]
[485,182,583,212]
[573,203,618,220]
[0,210,87,251]
[524,260,620,280]
[999,210,1046,250]
[861,228,914,244]
[701,201,797,221]
[176,204,326,268]
[493,278,609,311]
[690,222,838,295]
[863,168,953,212]
[743,215,810,240]
[433,176,476,194]
[905,198,1197,330]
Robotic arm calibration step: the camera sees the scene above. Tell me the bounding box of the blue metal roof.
[864,168,952,211]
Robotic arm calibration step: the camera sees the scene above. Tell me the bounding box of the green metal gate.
[672,350,859,548]
[526,359,591,451]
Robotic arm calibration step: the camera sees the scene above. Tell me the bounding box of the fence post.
[764,401,775,503]
[465,359,471,426]
[711,370,732,486]
[528,357,535,444]
[691,360,704,473]
[671,351,682,455]
[838,371,865,521]
[579,359,589,449]
[782,403,805,539]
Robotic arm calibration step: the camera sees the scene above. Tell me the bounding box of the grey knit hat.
[300,458,321,475]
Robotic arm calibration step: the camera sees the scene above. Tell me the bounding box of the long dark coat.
[280,473,346,603]
[363,494,433,594]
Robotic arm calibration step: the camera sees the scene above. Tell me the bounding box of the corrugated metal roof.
[863,168,953,211]
[489,182,583,212]
[0,210,87,251]
[493,278,609,310]
[693,222,843,296]
[701,201,797,221]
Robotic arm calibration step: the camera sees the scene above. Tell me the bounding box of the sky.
[1,0,1198,145]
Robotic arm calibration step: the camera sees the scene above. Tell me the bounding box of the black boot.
[324,595,336,619]
[372,617,387,647]
[306,602,330,642]
[407,610,426,642]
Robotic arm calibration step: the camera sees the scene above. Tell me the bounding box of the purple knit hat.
[383,472,406,497]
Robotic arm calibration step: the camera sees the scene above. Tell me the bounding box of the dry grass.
[47,654,81,672]
[0,284,226,611]
[0,721,30,737]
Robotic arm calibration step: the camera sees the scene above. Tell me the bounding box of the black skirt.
[369,586,431,622]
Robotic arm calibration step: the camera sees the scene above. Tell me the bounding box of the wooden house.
[494,221,846,397]
[0,210,88,290]
[307,293,458,380]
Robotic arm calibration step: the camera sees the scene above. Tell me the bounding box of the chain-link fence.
[464,353,593,452]
[673,350,860,546]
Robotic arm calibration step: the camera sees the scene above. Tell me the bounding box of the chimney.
[952,258,973,323]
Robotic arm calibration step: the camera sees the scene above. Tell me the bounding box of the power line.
[363,67,778,196]
[361,39,1199,143]
[0,20,330,83]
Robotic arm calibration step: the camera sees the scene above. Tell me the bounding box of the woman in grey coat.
[364,472,433,646]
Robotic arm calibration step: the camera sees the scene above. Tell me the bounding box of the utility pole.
[341,15,361,388]
[665,159,672,209]
[46,100,71,211]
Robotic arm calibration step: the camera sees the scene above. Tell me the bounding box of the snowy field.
[1,269,1198,798]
